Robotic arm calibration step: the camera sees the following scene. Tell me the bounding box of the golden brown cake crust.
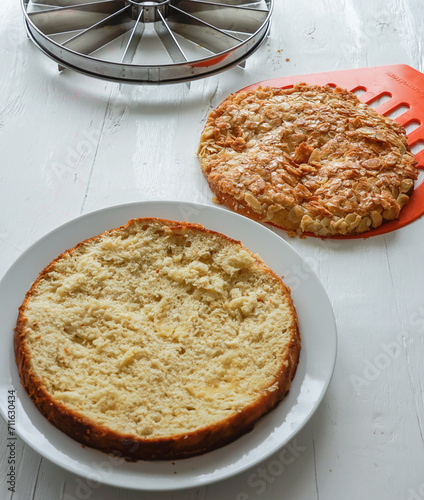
[198,84,418,236]
[14,218,300,460]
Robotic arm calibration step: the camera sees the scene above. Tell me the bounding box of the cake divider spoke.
[121,7,145,63]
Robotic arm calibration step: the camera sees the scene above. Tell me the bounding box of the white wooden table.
[1,1,424,499]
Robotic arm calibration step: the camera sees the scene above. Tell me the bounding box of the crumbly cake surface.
[14,218,300,460]
[198,84,418,236]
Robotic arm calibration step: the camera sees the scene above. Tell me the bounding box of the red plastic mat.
[242,64,424,238]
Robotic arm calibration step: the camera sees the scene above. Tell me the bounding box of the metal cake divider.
[22,0,273,84]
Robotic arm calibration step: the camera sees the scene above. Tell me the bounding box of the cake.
[198,83,418,236]
[14,217,300,460]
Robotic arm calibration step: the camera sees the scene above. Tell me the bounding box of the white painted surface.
[1,1,423,499]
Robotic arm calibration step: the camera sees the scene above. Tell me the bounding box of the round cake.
[198,83,418,236]
[14,218,300,460]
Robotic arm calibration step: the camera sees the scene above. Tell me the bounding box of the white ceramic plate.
[0,200,337,491]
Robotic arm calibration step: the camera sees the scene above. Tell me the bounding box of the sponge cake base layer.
[15,218,300,460]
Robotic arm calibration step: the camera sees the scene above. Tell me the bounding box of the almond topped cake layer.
[15,218,300,460]
[198,84,418,236]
